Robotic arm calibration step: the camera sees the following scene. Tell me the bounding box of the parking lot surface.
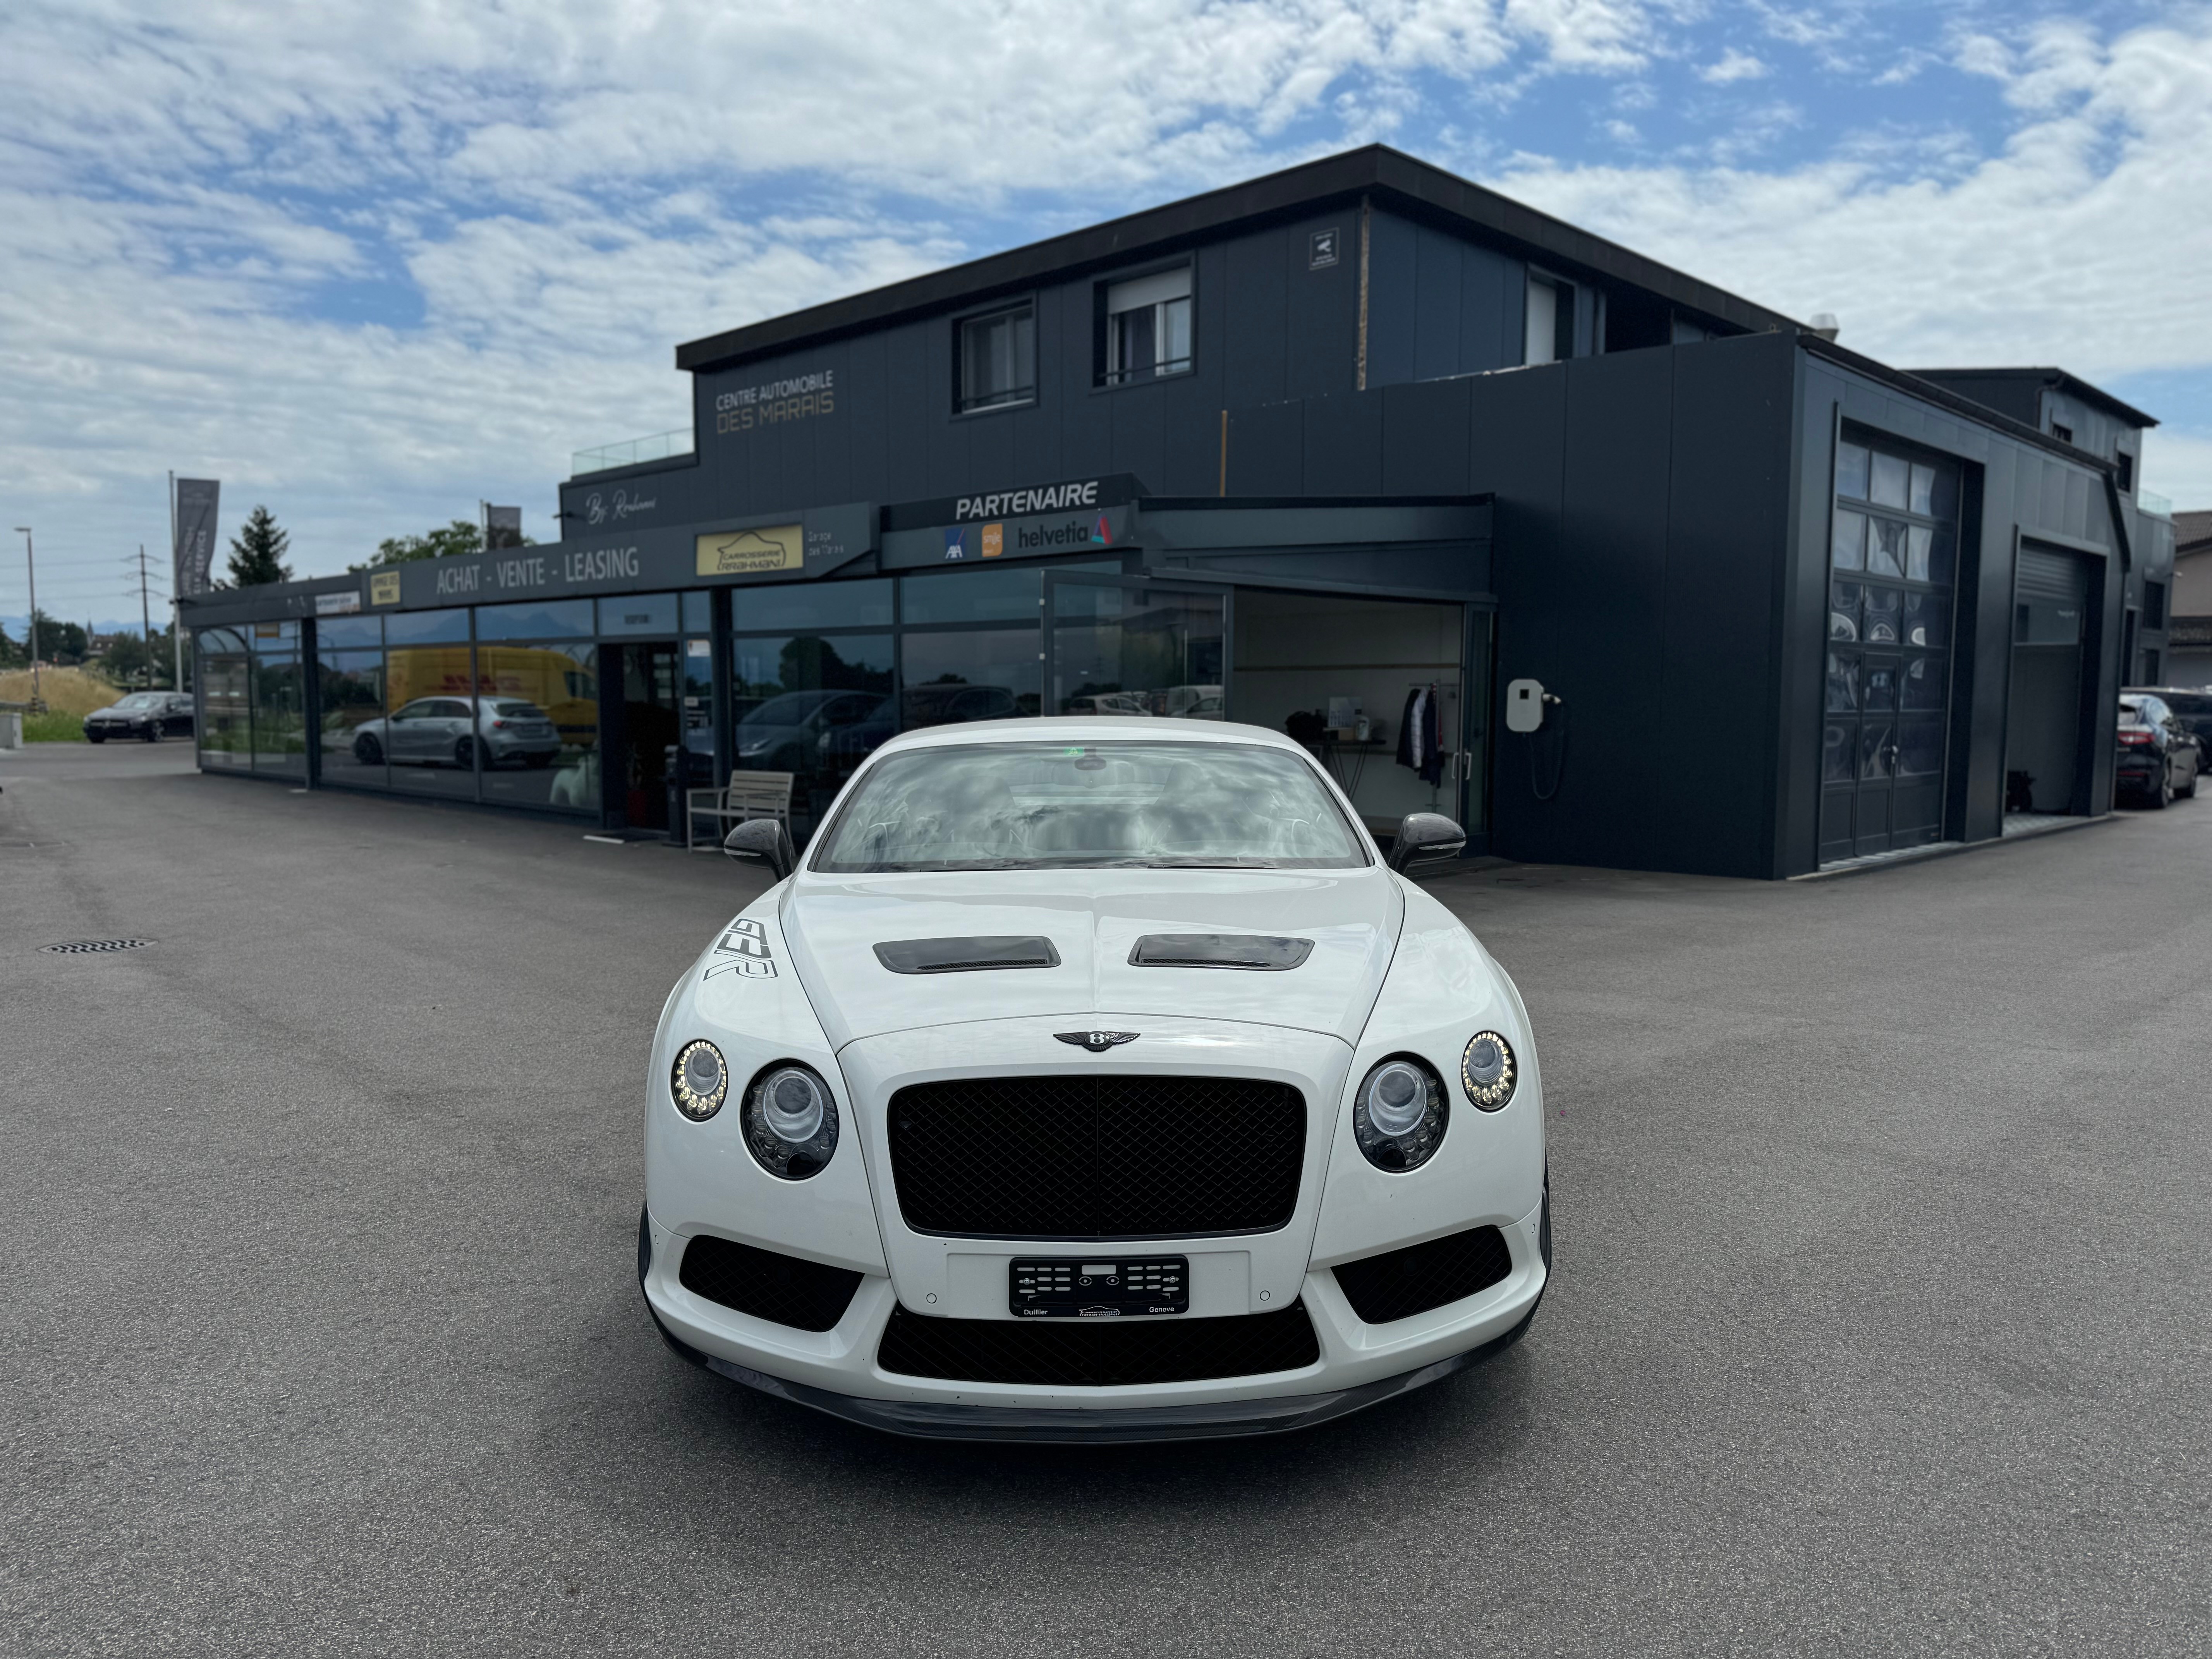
[3,745,2209,1657]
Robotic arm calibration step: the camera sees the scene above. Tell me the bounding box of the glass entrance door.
[619,641,682,830]
[1044,574,1229,720]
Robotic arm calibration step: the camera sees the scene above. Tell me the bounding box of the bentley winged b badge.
[1055,1031,1139,1053]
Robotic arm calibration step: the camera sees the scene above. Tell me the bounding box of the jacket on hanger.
[1396,685,1444,785]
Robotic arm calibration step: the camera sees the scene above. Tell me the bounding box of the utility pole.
[131,545,157,688]
[12,526,39,709]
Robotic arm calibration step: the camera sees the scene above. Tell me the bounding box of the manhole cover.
[43,939,153,955]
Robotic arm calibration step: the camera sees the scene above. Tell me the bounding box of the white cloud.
[1494,14,2212,501]
[0,0,2207,622]
[1700,48,1770,82]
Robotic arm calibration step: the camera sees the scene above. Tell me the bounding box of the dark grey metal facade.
[188,145,2165,881]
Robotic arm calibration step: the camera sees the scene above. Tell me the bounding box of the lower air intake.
[1332,1224,1513,1325]
[678,1234,862,1333]
[878,1303,1320,1387]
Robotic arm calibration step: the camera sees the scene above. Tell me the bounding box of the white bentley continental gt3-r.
[639,718,1549,1441]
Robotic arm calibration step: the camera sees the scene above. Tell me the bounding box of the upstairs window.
[1524,274,1575,365]
[957,303,1035,413]
[2051,421,2074,445]
[1100,266,1192,386]
[2145,580,2167,629]
[2116,450,2135,493]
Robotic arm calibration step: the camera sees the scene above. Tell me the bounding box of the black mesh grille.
[1333,1224,1513,1325]
[678,1234,862,1333]
[878,1302,1319,1386]
[888,1075,1305,1238]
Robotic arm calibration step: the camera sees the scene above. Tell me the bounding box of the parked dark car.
[2123,686,2212,768]
[84,692,194,742]
[2115,694,2200,809]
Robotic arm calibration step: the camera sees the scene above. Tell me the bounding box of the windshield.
[115,694,162,709]
[812,741,1368,873]
[2161,692,2212,715]
[2120,697,2162,726]
[489,700,544,717]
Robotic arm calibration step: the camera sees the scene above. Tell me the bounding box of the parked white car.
[639,718,1547,1441]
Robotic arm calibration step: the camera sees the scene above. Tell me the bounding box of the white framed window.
[957,303,1035,413]
[1524,273,1574,365]
[1101,266,1192,385]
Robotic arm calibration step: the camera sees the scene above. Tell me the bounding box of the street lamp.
[12,527,37,709]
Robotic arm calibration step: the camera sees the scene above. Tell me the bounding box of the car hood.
[777,866,1404,1049]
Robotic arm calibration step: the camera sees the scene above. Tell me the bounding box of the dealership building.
[181,146,2178,877]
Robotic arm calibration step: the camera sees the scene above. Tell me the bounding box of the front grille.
[677,1234,862,1332]
[878,1302,1319,1387]
[1332,1224,1513,1325]
[888,1075,1305,1238]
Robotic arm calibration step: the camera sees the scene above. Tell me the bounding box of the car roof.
[864,716,1308,757]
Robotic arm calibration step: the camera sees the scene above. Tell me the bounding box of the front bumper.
[640,1189,1549,1442]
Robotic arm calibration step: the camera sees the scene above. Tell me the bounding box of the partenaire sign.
[954,480,1102,522]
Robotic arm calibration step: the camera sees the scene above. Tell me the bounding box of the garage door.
[1820,436,1962,863]
[2004,544,2092,814]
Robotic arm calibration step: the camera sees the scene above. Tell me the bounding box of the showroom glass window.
[195,627,251,771]
[474,598,598,813]
[730,579,895,837]
[318,615,389,791]
[1099,266,1192,386]
[957,303,1035,412]
[900,562,1123,733]
[249,620,305,779]
[1822,436,1962,862]
[674,589,717,809]
[383,608,479,801]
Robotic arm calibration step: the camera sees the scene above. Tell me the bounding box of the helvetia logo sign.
[1012,512,1113,552]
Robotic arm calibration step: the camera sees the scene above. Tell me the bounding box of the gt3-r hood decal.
[776,867,1403,1048]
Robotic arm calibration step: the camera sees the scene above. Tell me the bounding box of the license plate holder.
[1009,1255,1189,1318]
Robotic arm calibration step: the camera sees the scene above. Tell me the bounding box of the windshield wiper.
[1143,856,1279,868]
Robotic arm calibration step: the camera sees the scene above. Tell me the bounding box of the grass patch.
[23,711,85,742]
[0,666,136,717]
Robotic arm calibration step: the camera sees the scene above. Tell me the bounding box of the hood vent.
[874,936,1063,974]
[1128,934,1313,971]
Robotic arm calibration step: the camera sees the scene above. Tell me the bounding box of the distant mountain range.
[3,617,160,637]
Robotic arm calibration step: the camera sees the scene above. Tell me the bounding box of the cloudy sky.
[3,0,2207,628]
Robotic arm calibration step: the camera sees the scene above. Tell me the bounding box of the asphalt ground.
[3,743,2208,1657]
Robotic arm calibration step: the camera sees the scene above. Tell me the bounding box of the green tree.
[225,506,294,587]
[353,519,506,571]
[30,609,89,665]
[0,620,22,668]
[103,630,159,687]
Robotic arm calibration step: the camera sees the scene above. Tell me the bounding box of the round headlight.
[1460,1030,1517,1111]
[1353,1055,1448,1172]
[671,1039,728,1120]
[742,1062,840,1180]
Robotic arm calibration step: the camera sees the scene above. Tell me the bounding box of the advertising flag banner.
[485,505,524,550]
[172,479,221,598]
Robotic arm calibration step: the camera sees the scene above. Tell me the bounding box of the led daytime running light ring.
[671,1039,730,1121]
[1461,1030,1517,1111]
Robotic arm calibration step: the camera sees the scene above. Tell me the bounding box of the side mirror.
[724,817,796,881]
[1387,812,1467,876]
